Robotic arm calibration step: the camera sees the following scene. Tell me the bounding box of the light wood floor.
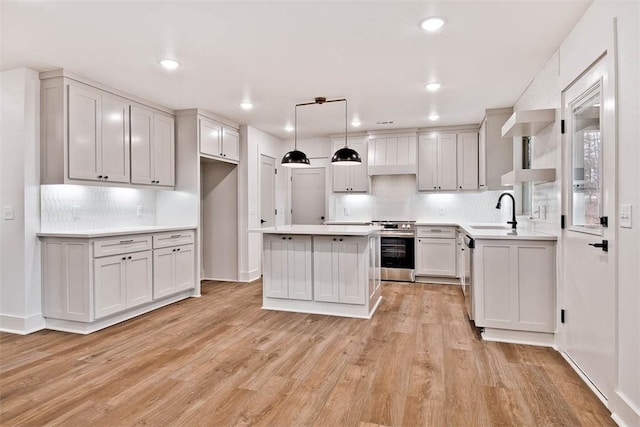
[1,280,613,426]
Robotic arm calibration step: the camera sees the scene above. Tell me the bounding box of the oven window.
[380,237,415,269]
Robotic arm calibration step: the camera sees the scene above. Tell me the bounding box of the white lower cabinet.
[415,226,457,277]
[313,236,367,305]
[263,235,313,300]
[153,244,195,299]
[40,229,195,332]
[94,250,152,319]
[474,239,556,332]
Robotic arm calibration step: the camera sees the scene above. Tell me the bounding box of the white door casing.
[260,155,276,228]
[561,55,616,400]
[291,167,326,225]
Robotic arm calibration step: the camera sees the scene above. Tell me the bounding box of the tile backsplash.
[331,174,511,223]
[41,185,156,231]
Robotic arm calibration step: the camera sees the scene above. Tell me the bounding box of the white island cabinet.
[38,227,196,334]
[256,225,382,319]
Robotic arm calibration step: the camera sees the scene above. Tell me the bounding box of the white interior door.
[291,167,325,225]
[562,56,615,400]
[260,155,276,227]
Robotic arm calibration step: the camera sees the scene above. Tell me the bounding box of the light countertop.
[415,222,557,241]
[37,225,196,239]
[253,225,382,236]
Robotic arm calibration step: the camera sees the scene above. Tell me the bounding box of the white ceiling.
[1,1,591,139]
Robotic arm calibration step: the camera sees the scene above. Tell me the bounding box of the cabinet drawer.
[153,230,195,249]
[416,226,456,238]
[94,235,152,257]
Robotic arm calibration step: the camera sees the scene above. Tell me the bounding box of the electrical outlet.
[439,207,445,216]
[620,204,632,228]
[344,207,350,216]
[72,205,80,219]
[3,206,14,220]
[136,205,143,216]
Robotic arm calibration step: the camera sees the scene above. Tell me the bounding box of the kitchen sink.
[470,225,513,230]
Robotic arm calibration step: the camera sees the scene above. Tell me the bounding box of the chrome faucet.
[496,193,517,229]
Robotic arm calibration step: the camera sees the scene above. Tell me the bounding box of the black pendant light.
[281,97,361,167]
[281,101,310,167]
[329,97,362,165]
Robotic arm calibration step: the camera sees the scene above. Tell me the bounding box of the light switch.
[136,205,143,216]
[72,205,80,219]
[620,204,632,228]
[3,206,14,220]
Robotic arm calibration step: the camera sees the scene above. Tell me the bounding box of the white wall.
[0,68,45,334]
[238,125,288,281]
[287,136,509,224]
[513,1,639,424]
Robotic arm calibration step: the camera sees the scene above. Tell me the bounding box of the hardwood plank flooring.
[0,281,614,426]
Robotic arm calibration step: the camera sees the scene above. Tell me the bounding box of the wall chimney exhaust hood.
[501,108,556,137]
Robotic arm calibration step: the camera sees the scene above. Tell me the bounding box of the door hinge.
[275,168,277,175]
[561,120,565,134]
[290,176,293,182]
[561,309,565,324]
[561,215,565,229]
[275,209,278,215]
[600,216,608,227]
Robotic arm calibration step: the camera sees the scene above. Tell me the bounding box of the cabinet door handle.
[282,237,286,240]
[127,256,132,259]
[176,248,181,251]
[433,186,436,189]
[333,238,337,241]
[120,239,134,243]
[339,238,343,241]
[98,175,103,179]
[459,186,462,189]
[171,234,182,238]
[104,176,109,179]
[121,257,126,260]
[288,237,292,240]
[430,229,442,232]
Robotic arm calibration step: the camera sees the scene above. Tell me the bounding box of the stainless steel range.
[372,220,415,282]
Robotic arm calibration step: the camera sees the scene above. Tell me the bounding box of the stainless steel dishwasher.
[462,233,475,321]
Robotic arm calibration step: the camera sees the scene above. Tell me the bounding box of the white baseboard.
[610,390,640,427]
[0,313,46,335]
[481,328,555,347]
[560,352,608,407]
[239,269,260,283]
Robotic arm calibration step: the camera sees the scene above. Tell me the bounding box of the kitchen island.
[253,225,382,319]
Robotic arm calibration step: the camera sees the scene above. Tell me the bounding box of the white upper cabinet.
[130,105,175,187]
[199,117,240,163]
[456,132,479,190]
[67,84,130,183]
[41,72,175,188]
[222,126,240,162]
[418,132,457,191]
[367,132,417,175]
[332,137,368,193]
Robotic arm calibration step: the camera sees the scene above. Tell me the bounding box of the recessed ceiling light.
[425,82,442,92]
[351,120,361,127]
[159,59,180,70]
[284,125,295,132]
[429,114,440,121]
[420,17,446,32]
[240,101,254,110]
